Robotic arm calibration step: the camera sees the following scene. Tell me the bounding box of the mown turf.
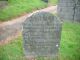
[0,22,80,60]
[0,0,47,21]
[0,36,24,60]
[60,22,80,60]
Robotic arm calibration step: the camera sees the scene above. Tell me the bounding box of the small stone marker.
[22,12,62,57]
[42,0,48,3]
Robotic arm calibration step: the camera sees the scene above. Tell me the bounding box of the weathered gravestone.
[58,0,80,22]
[22,12,62,57]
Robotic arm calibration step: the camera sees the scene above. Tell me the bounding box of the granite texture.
[22,12,62,57]
[58,0,80,22]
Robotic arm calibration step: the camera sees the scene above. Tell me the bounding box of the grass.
[0,0,58,22]
[0,36,24,60]
[0,0,47,21]
[0,22,80,60]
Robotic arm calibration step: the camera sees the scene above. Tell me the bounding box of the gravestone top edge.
[23,11,62,24]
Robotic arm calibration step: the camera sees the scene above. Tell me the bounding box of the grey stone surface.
[0,1,8,9]
[22,12,62,57]
[58,0,80,22]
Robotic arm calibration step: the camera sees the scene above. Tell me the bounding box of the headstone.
[58,0,80,22]
[22,12,62,57]
[0,0,8,9]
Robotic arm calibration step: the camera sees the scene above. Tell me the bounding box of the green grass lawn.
[0,0,58,22]
[0,0,47,21]
[0,36,24,60]
[60,22,80,60]
[0,22,80,60]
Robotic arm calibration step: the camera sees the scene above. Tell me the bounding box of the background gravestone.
[0,0,8,9]
[58,0,80,22]
[22,12,62,57]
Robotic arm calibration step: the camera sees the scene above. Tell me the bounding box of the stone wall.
[58,0,80,22]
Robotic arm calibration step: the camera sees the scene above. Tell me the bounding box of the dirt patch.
[0,32,21,46]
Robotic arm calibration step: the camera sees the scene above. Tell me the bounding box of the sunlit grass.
[60,22,80,60]
[0,0,47,21]
[0,35,24,60]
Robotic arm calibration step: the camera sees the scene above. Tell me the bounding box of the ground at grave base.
[0,22,80,60]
